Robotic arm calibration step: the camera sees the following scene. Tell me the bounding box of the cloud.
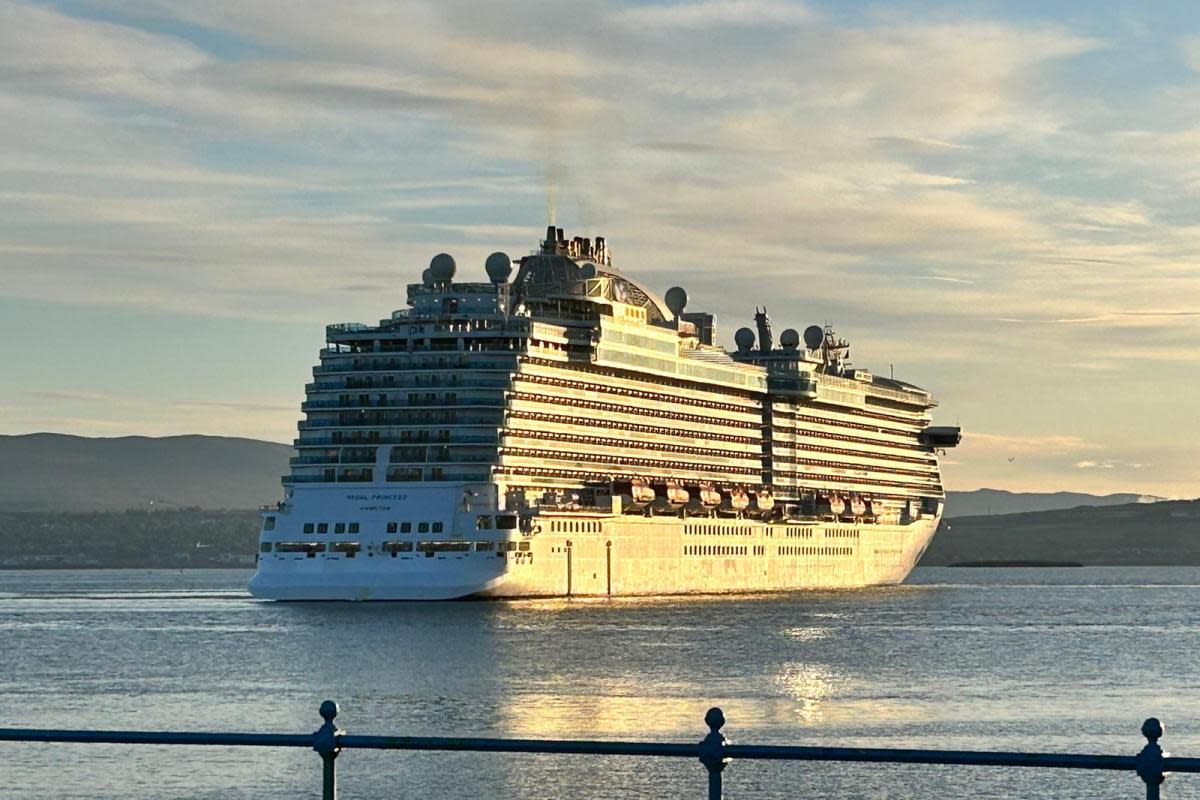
[1,1,1199,495]
[613,0,813,31]
[22,390,114,403]
[1075,460,1146,470]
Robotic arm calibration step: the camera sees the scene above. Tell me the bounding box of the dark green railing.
[0,702,1190,799]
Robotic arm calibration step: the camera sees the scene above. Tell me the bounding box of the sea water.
[2,566,1198,799]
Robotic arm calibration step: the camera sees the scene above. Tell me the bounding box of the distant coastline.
[1,498,1198,569]
[948,560,1083,568]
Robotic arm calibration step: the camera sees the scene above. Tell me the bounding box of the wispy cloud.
[1,1,1199,495]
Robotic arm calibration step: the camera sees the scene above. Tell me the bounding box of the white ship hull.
[249,483,939,601]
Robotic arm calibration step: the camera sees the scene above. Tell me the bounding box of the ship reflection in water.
[7,567,1200,800]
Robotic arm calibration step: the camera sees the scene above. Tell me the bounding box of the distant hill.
[0,509,259,568]
[921,499,1200,566]
[0,434,292,512]
[945,488,1168,518]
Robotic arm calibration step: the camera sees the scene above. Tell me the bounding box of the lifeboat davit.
[723,487,751,516]
[828,493,846,516]
[632,478,655,504]
[905,499,920,520]
[850,494,867,516]
[664,480,690,508]
[619,478,656,513]
[698,483,722,508]
[754,487,776,517]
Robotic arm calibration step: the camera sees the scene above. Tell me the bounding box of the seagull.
[1008,457,1016,462]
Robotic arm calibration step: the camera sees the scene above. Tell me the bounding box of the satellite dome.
[734,327,756,351]
[780,328,800,349]
[664,286,688,319]
[429,253,457,283]
[485,252,513,284]
[803,325,824,350]
[421,268,433,286]
[578,262,598,280]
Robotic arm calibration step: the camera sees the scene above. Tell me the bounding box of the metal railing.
[0,702,1193,799]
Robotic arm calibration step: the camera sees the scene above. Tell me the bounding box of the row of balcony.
[300,396,504,411]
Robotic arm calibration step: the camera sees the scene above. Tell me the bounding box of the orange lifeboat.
[631,478,655,505]
[850,495,867,516]
[755,487,776,514]
[619,477,656,513]
[828,493,846,516]
[724,487,751,516]
[665,480,690,508]
[863,496,878,518]
[698,483,722,508]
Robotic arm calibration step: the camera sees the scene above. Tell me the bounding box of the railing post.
[1136,717,1165,800]
[312,700,342,800]
[698,707,731,800]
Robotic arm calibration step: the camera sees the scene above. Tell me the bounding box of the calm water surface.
[2,566,1198,799]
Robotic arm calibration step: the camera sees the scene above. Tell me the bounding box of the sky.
[1,0,1198,498]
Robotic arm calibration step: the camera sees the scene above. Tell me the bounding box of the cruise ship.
[249,226,961,600]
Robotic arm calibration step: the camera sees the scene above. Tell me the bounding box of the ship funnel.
[754,307,773,353]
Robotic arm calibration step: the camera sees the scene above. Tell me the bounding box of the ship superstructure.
[250,226,960,600]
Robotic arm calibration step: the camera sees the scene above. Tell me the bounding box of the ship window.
[418,522,429,533]
[264,516,276,531]
[260,542,272,553]
[303,523,315,534]
[335,523,346,534]
[387,522,398,533]
[401,522,412,533]
[518,541,531,552]
[496,515,517,530]
[475,541,494,551]
[349,522,360,533]
[476,515,492,530]
[317,523,329,534]
[432,522,444,533]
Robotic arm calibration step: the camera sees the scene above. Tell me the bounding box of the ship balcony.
[300,398,505,411]
[294,433,500,447]
[289,454,377,466]
[290,454,340,465]
[281,475,327,484]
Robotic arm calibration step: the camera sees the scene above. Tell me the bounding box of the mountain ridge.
[0,433,293,512]
[945,488,1169,518]
[0,432,1182,514]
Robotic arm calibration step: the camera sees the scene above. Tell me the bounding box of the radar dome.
[578,262,598,280]
[734,327,756,351]
[485,252,512,284]
[803,325,824,350]
[780,328,800,349]
[664,286,688,319]
[429,253,457,283]
[421,268,433,286]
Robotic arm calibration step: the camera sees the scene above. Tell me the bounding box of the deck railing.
[1,702,1193,799]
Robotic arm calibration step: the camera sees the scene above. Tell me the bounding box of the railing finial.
[1136,717,1165,800]
[699,707,731,800]
[314,701,343,800]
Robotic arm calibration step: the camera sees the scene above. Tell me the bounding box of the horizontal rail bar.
[0,705,1184,800]
[2,728,1196,774]
[338,734,699,757]
[0,729,312,748]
